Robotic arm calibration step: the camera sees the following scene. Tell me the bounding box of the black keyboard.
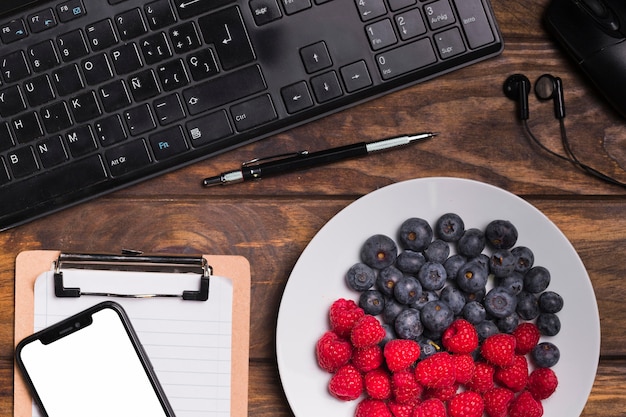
[0,0,502,230]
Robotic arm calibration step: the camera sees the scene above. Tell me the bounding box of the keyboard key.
[69,90,101,122]
[86,19,118,51]
[41,101,73,133]
[99,79,132,112]
[115,8,147,40]
[395,9,427,40]
[36,135,67,168]
[0,159,9,185]
[281,81,314,113]
[12,112,44,144]
[154,94,186,125]
[6,146,39,178]
[453,0,495,49]
[57,0,86,23]
[28,40,60,72]
[183,65,266,115]
[199,7,255,70]
[157,59,189,91]
[424,0,456,30]
[376,38,437,79]
[388,0,417,11]
[231,94,277,131]
[186,49,219,81]
[170,22,201,54]
[366,19,398,51]
[141,32,172,65]
[355,0,387,21]
[0,19,28,44]
[185,110,233,147]
[111,43,143,74]
[174,0,234,19]
[149,126,188,160]
[435,27,466,59]
[124,104,156,136]
[81,54,114,85]
[57,30,89,62]
[27,8,57,33]
[283,0,312,15]
[0,85,26,117]
[65,124,97,157]
[95,114,127,146]
[52,64,84,96]
[310,71,342,103]
[145,0,177,30]
[105,139,152,177]
[0,122,15,152]
[1,51,30,83]
[249,0,282,25]
[300,41,332,74]
[24,75,55,107]
[128,69,161,101]
[340,60,372,92]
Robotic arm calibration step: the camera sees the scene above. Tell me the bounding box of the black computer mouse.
[544,0,626,118]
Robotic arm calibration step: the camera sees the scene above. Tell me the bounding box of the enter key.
[452,0,495,49]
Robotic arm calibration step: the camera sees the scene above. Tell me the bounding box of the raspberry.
[483,387,515,417]
[351,315,386,348]
[328,364,363,401]
[448,391,484,417]
[390,369,422,404]
[315,331,352,373]
[512,323,541,355]
[466,362,495,393]
[384,339,420,372]
[415,351,456,389]
[442,319,479,354]
[481,333,517,367]
[329,298,365,338]
[387,400,416,417]
[509,391,544,417]
[452,353,476,384]
[494,355,529,392]
[355,398,393,417]
[353,344,384,373]
[527,367,558,400]
[413,398,447,417]
[365,368,392,400]
[424,383,459,402]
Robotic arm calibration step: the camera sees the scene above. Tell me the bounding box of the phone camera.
[74,321,81,329]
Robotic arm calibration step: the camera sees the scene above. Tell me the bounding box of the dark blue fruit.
[443,254,467,281]
[489,249,516,278]
[398,218,433,252]
[420,300,454,333]
[361,234,398,269]
[376,266,403,297]
[435,212,465,242]
[345,262,376,291]
[539,291,564,313]
[395,250,426,274]
[380,323,397,346]
[511,246,534,274]
[418,338,441,359]
[359,290,385,315]
[456,259,488,293]
[524,266,551,293]
[424,239,450,264]
[484,287,517,318]
[457,228,486,258]
[516,291,540,320]
[410,290,439,310]
[382,297,405,324]
[496,272,524,295]
[496,313,519,333]
[394,308,423,339]
[485,219,518,249]
[439,285,466,315]
[536,312,561,336]
[418,261,447,291]
[475,320,499,340]
[531,342,560,367]
[394,276,422,305]
[462,300,487,324]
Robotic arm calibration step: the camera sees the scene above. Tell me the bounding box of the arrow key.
[300,41,332,74]
[281,81,313,114]
[340,60,372,93]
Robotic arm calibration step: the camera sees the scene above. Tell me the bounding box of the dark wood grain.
[2,0,626,416]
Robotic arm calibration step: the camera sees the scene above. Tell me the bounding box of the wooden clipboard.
[13,250,251,417]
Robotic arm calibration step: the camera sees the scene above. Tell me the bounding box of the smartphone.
[16,301,176,417]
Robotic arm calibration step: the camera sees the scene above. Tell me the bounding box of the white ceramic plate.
[276,177,600,416]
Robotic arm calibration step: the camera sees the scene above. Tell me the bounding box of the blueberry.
[496,272,524,295]
[419,339,441,359]
[462,300,487,324]
[457,228,486,258]
[496,312,519,333]
[471,254,490,269]
[485,219,518,249]
[395,250,426,274]
[531,342,560,367]
[536,312,561,336]
[456,259,488,293]
[511,246,534,274]
[443,254,467,281]
[484,287,517,318]
[439,285,466,315]
[394,308,423,339]
[516,291,540,320]
[489,249,516,278]
[359,289,386,315]
[539,291,564,313]
[463,288,486,304]
[420,300,454,333]
[418,261,447,291]
[380,323,397,347]
[361,234,398,269]
[435,212,465,242]
[398,217,433,252]
[345,262,376,291]
[524,266,551,293]
[424,239,450,264]
[394,276,422,305]
[376,266,403,297]
[410,290,439,310]
[475,320,499,341]
[382,297,405,324]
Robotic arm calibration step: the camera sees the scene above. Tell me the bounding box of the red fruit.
[509,391,544,417]
[329,298,365,338]
[355,398,393,417]
[452,353,476,384]
[351,315,386,348]
[442,319,479,354]
[391,369,423,404]
[483,387,515,417]
[495,355,529,392]
[387,400,417,417]
[328,364,363,401]
[527,367,558,400]
[424,383,459,402]
[481,333,517,367]
[353,344,384,373]
[316,331,352,372]
[384,339,421,372]
[413,398,447,417]
[513,323,541,355]
[448,391,484,417]
[466,362,495,393]
[415,351,456,389]
[365,368,392,400]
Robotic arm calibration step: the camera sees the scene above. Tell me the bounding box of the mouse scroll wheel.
[578,0,620,32]
[581,0,609,18]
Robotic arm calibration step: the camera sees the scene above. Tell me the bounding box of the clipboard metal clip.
[53,252,212,301]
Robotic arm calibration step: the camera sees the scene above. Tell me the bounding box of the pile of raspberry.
[316,298,558,417]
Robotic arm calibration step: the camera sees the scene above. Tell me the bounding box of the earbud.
[534,74,566,119]
[503,74,531,120]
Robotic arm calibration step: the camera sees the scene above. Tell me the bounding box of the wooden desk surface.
[1,1,625,416]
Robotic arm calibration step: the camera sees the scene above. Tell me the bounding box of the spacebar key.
[183,65,266,116]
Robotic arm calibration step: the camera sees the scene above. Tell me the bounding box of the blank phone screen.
[18,307,172,417]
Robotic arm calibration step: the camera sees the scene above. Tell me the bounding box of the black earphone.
[504,73,626,188]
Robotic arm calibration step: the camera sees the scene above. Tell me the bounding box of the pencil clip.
[53,252,211,301]
[242,150,309,167]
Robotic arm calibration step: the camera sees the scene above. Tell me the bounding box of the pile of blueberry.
[346,214,561,367]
